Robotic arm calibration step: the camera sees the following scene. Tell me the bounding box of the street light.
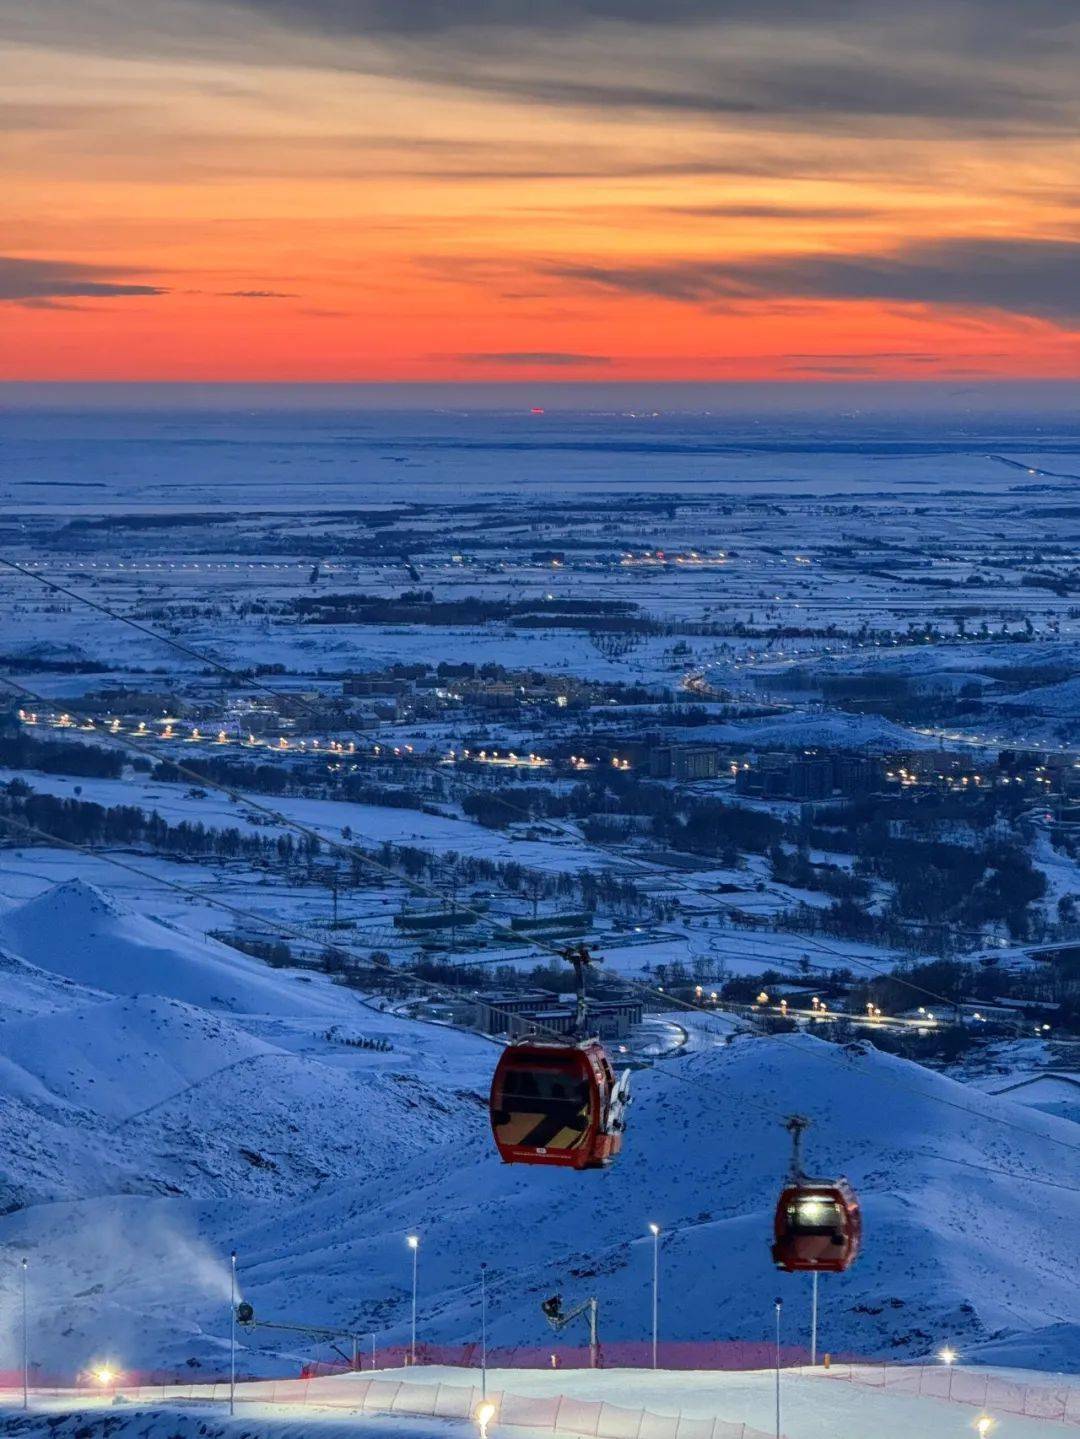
[480,1263,488,1399]
[648,1224,660,1370]
[939,1346,957,1365]
[475,1399,496,1439]
[229,1251,237,1417]
[407,1236,419,1365]
[773,1299,783,1439]
[21,1258,28,1412]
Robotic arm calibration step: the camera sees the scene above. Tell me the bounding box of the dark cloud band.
[0,256,166,305]
[549,238,1080,323]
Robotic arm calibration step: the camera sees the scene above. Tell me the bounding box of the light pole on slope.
[407,1235,419,1365]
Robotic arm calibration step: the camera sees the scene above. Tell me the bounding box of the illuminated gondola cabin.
[771,1179,861,1273]
[490,1037,627,1169]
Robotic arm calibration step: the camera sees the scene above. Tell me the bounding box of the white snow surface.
[0,888,1075,1382]
[4,1363,1080,1439]
[0,878,351,1017]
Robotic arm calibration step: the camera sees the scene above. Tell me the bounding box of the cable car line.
[1,808,1076,1198]
[4,670,1079,1167]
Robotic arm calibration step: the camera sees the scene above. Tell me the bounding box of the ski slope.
[3,1362,1079,1439]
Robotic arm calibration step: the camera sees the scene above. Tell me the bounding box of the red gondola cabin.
[490,1037,627,1169]
[772,1179,861,1273]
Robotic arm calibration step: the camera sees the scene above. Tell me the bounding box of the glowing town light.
[475,1400,496,1439]
[939,1347,957,1364]
[93,1365,117,1387]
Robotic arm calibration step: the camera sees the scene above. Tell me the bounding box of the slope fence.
[300,1340,857,1375]
[821,1363,1080,1426]
[15,1376,787,1439]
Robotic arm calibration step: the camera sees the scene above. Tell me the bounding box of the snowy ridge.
[0,881,490,1218]
[0,879,352,1016]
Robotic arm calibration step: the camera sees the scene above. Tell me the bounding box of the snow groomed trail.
[3,1364,1079,1439]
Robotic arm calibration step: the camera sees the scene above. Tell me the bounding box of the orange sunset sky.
[3,0,1079,384]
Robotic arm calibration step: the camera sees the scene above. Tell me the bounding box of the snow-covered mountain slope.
[214,1032,1078,1368]
[0,944,106,1019]
[0,881,493,1214]
[2,1028,1076,1379]
[0,995,488,1209]
[0,880,1075,1379]
[0,879,357,1017]
[1,994,273,1121]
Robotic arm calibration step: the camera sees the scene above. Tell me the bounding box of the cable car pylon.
[489,944,631,1169]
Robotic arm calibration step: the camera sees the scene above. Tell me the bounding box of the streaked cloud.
[454,351,612,366]
[1,0,1077,380]
[0,255,167,306]
[550,238,1080,323]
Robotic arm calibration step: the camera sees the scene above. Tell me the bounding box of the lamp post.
[21,1257,28,1412]
[480,1263,488,1399]
[648,1224,660,1370]
[774,1298,783,1439]
[810,1271,819,1366]
[229,1251,237,1417]
[407,1236,419,1365]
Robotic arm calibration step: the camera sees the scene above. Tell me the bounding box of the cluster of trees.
[286,592,638,627]
[867,836,1046,937]
[0,732,123,779]
[210,931,295,967]
[153,756,294,795]
[0,781,320,862]
[768,845,870,901]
